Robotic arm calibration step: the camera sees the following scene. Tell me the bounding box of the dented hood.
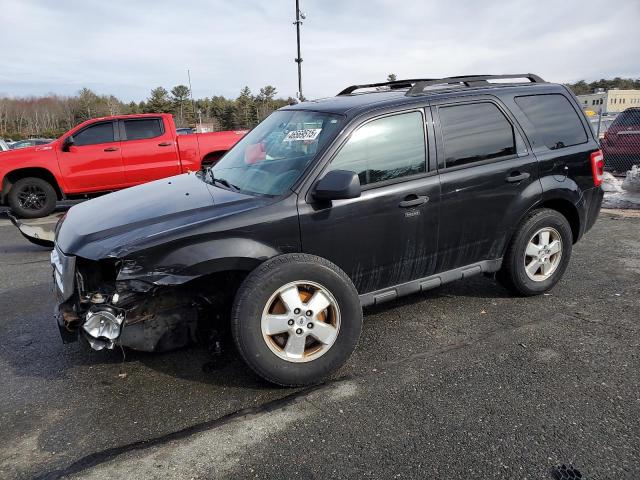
[56,172,270,259]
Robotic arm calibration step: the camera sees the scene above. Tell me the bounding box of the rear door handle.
[158,142,173,147]
[103,147,119,152]
[506,172,530,183]
[399,195,429,208]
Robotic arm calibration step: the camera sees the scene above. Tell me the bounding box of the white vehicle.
[0,139,10,152]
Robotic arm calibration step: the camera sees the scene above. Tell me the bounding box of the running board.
[359,259,503,307]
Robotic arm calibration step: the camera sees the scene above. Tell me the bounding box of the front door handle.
[399,195,429,208]
[158,142,173,147]
[506,171,530,183]
[103,147,119,152]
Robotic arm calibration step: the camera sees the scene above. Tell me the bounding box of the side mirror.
[62,136,75,152]
[313,170,361,201]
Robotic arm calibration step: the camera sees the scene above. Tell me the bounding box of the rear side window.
[514,94,587,150]
[124,118,163,140]
[74,122,115,146]
[438,102,516,168]
[329,111,426,186]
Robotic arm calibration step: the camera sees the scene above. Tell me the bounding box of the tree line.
[0,85,295,140]
[2,77,638,140]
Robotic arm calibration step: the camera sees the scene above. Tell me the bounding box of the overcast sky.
[1,0,638,102]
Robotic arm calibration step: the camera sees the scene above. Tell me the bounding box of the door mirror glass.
[62,136,75,152]
[313,170,361,201]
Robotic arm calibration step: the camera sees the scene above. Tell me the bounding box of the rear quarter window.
[514,94,587,150]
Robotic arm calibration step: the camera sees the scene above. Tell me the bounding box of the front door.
[58,120,125,192]
[432,98,541,272]
[298,109,440,294]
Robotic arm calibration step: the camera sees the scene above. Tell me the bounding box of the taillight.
[590,149,604,187]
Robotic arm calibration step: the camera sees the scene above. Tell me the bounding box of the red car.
[602,107,640,174]
[0,113,246,217]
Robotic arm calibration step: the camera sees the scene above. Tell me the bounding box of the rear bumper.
[578,186,603,240]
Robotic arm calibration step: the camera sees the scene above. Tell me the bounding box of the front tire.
[498,208,573,296]
[8,177,57,218]
[231,254,362,386]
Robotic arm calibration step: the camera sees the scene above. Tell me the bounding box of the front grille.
[51,246,76,301]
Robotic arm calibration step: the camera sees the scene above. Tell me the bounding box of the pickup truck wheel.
[8,177,57,218]
[231,254,362,387]
[498,208,573,296]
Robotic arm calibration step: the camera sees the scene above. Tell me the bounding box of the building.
[576,88,640,114]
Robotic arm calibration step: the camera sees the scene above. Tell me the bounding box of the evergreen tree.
[170,85,192,126]
[235,86,257,129]
[387,73,397,82]
[145,87,171,113]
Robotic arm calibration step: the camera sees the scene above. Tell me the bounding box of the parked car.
[9,138,54,150]
[176,127,196,135]
[0,114,246,218]
[602,107,640,173]
[52,74,603,386]
[0,139,9,152]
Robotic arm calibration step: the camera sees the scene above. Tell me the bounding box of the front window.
[210,110,344,196]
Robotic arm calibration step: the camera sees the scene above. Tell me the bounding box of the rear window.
[514,94,587,150]
[438,102,516,168]
[124,118,163,140]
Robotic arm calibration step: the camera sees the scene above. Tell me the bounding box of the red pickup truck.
[0,113,246,218]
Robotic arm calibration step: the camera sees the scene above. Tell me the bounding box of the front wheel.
[498,208,573,296]
[8,177,57,218]
[231,254,362,386]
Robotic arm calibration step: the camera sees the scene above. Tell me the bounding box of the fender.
[116,237,283,287]
[493,174,584,259]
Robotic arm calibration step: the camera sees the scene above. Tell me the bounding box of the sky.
[0,0,638,102]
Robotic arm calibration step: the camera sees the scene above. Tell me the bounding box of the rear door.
[58,120,125,192]
[432,97,541,272]
[119,117,181,185]
[298,109,441,295]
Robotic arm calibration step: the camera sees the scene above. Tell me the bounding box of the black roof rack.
[337,79,435,96]
[337,74,545,97]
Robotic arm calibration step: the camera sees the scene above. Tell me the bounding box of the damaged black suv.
[52,74,604,386]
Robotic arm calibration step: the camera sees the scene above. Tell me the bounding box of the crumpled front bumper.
[51,245,198,352]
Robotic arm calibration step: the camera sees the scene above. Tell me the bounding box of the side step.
[359,259,502,307]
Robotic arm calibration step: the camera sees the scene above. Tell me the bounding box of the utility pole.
[293,0,305,100]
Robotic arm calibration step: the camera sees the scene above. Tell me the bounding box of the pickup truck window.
[124,118,163,141]
[74,122,115,146]
[211,110,344,196]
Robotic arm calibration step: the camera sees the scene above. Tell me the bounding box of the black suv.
[52,74,604,386]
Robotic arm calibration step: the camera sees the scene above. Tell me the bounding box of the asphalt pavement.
[0,209,638,479]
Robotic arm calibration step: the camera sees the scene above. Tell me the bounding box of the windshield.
[210,110,344,196]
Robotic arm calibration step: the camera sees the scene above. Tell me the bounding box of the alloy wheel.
[523,227,563,281]
[261,281,341,363]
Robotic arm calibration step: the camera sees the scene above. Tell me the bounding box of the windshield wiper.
[206,170,240,192]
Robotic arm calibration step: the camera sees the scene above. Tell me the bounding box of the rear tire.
[231,254,362,386]
[498,208,573,296]
[8,177,57,218]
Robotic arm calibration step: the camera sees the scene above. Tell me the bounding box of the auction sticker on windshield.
[283,128,322,142]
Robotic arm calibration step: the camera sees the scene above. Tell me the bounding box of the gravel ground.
[0,210,638,480]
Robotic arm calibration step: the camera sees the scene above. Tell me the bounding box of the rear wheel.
[8,177,57,218]
[231,254,362,386]
[498,208,573,296]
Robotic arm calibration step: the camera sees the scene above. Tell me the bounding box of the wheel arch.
[2,167,63,202]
